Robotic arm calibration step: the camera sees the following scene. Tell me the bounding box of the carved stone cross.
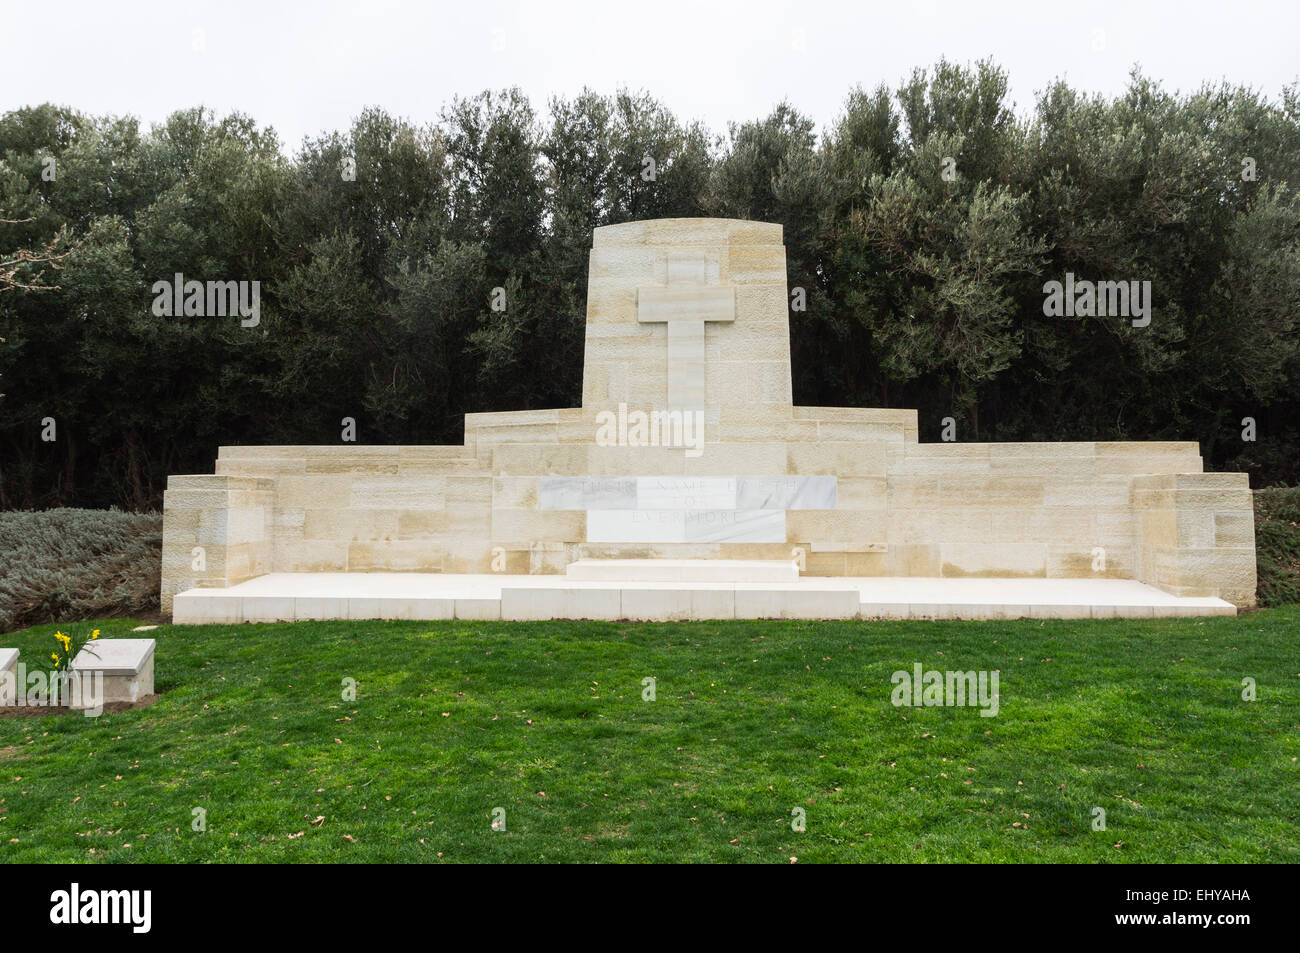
[637,255,735,408]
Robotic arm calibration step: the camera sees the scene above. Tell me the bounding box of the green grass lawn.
[2,610,1296,863]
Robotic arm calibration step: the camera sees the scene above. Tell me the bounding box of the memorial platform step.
[565,558,799,583]
[172,573,1237,624]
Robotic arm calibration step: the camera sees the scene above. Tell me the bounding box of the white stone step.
[564,558,799,583]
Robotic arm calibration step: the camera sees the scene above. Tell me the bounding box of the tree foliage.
[2,65,1298,509]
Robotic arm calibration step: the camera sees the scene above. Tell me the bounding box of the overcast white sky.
[2,0,1296,152]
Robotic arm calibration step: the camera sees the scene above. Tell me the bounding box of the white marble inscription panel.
[539,477,636,510]
[586,509,786,543]
[540,475,835,511]
[736,476,836,510]
[636,477,736,509]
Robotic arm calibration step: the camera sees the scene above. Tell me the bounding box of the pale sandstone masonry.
[162,218,1256,612]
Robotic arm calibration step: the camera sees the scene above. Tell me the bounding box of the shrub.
[0,509,161,633]
[1254,488,1300,608]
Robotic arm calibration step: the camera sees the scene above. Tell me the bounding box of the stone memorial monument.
[164,218,1255,622]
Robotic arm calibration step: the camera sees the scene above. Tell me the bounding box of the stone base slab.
[172,573,1235,623]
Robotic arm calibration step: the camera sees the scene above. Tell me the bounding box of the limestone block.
[439,539,497,574]
[346,541,442,572]
[275,474,354,509]
[162,507,200,536]
[1175,509,1217,549]
[491,444,590,476]
[790,442,887,477]
[215,456,305,476]
[397,448,482,475]
[1151,547,1257,598]
[217,445,308,459]
[273,507,305,531]
[987,442,1096,459]
[585,284,640,320]
[304,508,400,542]
[1047,543,1136,578]
[558,414,606,446]
[987,456,1097,478]
[902,442,991,459]
[350,478,446,509]
[939,476,1046,507]
[465,408,560,430]
[588,241,658,276]
[588,445,688,477]
[887,455,991,477]
[494,476,542,509]
[446,477,492,506]
[1169,487,1257,510]
[1214,511,1256,548]
[304,448,399,474]
[1043,477,1133,507]
[816,421,908,444]
[805,551,846,575]
[726,244,788,284]
[940,543,1047,578]
[530,542,580,574]
[273,539,349,572]
[877,544,941,576]
[492,509,585,544]
[707,360,792,405]
[889,508,992,544]
[396,507,491,539]
[886,476,942,507]
[983,506,1095,544]
[470,422,560,445]
[1095,442,1201,474]
[396,445,481,463]
[717,543,801,561]
[796,406,919,442]
[685,442,788,476]
[831,477,886,510]
[787,511,886,550]
[1095,507,1138,539]
[593,218,781,248]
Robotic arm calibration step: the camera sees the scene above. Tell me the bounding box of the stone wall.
[161,420,1256,611]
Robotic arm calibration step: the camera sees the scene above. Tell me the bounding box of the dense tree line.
[1,61,1297,510]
